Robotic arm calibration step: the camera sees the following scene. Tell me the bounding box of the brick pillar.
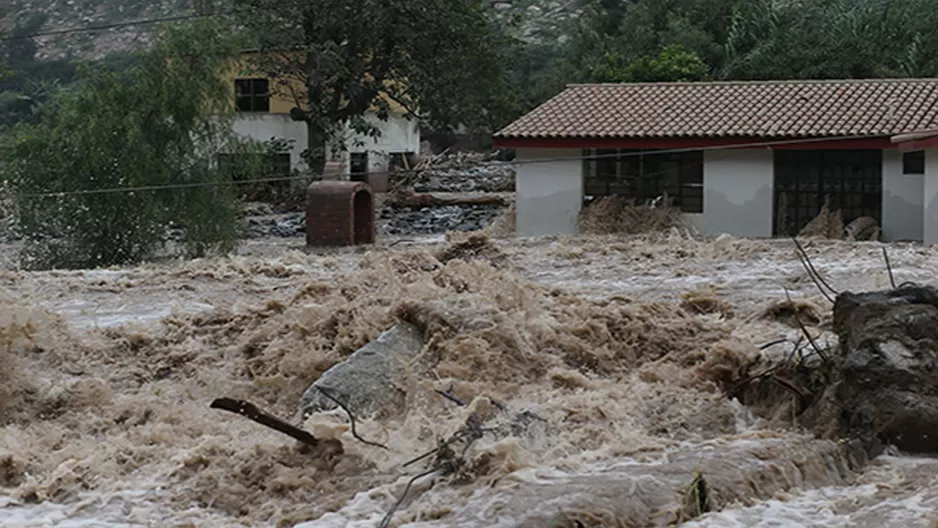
[306,181,375,246]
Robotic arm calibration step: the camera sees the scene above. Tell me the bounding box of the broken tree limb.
[210,398,319,448]
[387,189,509,209]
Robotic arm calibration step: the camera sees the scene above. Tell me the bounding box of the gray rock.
[377,204,505,236]
[299,322,427,419]
[738,284,938,458]
[831,284,938,455]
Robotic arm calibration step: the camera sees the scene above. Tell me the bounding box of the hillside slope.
[1,0,191,60]
[2,0,578,60]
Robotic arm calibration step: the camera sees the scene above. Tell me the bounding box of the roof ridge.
[567,78,938,88]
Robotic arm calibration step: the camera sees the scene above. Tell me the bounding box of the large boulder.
[299,322,426,420]
[737,284,938,457]
[831,284,938,454]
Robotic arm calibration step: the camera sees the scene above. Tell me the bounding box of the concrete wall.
[882,149,924,242]
[689,149,774,238]
[230,113,310,171]
[924,149,938,245]
[515,148,582,237]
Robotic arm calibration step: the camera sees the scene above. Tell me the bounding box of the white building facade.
[227,73,420,191]
[494,80,938,243]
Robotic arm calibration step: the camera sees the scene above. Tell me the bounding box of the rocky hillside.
[2,0,579,60]
[2,0,193,60]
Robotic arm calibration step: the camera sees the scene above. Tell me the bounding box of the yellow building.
[223,50,421,190]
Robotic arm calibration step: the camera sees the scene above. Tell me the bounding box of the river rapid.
[2,234,938,527]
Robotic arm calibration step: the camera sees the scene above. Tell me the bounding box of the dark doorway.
[350,152,368,182]
[353,189,375,244]
[773,150,882,236]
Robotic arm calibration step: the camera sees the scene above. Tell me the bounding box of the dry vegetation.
[578,195,691,236]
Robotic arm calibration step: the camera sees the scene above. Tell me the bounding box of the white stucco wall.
[882,149,924,242]
[229,112,420,180]
[923,148,938,245]
[689,149,774,238]
[230,114,309,171]
[333,114,421,178]
[515,148,582,237]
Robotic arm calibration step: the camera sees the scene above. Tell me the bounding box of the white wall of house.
[688,149,775,238]
[923,148,938,245]
[230,114,309,172]
[332,114,421,179]
[882,149,924,242]
[230,112,420,184]
[515,148,582,237]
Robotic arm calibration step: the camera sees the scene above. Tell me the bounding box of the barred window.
[582,148,703,213]
[773,149,882,236]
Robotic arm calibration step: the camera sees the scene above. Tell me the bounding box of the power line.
[13,133,886,199]
[0,11,237,42]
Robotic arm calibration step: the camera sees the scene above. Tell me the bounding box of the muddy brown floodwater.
[2,233,938,527]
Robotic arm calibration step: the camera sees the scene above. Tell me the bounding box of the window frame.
[773,149,882,236]
[234,78,271,113]
[903,150,925,175]
[582,148,704,213]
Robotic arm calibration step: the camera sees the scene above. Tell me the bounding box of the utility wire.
[0,11,238,42]
[12,132,886,199]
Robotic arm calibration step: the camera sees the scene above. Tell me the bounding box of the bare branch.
[402,430,468,468]
[784,288,830,365]
[435,386,466,406]
[795,250,835,304]
[792,237,839,299]
[378,467,440,528]
[882,247,897,289]
[758,337,791,350]
[315,387,388,450]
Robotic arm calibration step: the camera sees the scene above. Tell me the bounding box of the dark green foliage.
[1,20,265,270]
[722,0,938,79]
[233,0,517,171]
[590,45,710,83]
[523,0,938,109]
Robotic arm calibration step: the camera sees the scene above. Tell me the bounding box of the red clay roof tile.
[495,79,938,140]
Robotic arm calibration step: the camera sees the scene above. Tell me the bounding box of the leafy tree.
[722,0,938,79]
[590,45,710,83]
[556,0,736,86]
[232,0,517,172]
[1,19,266,270]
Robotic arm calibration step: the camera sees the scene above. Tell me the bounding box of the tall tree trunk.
[305,120,327,177]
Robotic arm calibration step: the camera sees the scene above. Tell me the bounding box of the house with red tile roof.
[493,79,938,243]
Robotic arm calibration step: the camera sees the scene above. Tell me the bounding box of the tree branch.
[210,397,319,448]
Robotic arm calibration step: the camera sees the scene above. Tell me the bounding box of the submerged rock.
[299,323,427,419]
